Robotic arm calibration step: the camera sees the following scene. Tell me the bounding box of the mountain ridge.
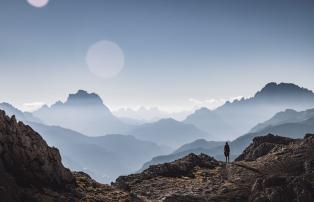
[187,82,314,139]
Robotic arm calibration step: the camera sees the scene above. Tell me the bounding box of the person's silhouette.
[224,142,230,163]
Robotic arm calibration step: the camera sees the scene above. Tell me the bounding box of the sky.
[0,0,314,113]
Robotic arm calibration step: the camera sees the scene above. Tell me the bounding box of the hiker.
[224,142,230,163]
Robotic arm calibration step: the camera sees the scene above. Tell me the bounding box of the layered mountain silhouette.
[187,82,314,139]
[2,82,314,186]
[250,108,314,133]
[33,90,133,136]
[0,103,168,183]
[216,108,314,158]
[30,122,169,183]
[129,118,212,148]
[230,109,314,155]
[142,108,314,168]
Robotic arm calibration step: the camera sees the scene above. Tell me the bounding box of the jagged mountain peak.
[33,90,131,136]
[254,82,314,98]
[65,89,104,106]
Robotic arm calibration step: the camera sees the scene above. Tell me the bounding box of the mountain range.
[30,82,314,144]
[33,90,216,148]
[142,107,314,168]
[186,82,314,139]
[0,103,169,183]
[1,82,314,183]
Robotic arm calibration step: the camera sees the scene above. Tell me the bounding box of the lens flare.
[27,0,49,8]
[86,40,125,79]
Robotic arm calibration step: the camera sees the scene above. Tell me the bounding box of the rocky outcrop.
[115,153,220,191]
[235,134,295,161]
[114,153,251,201]
[247,133,314,202]
[73,172,141,202]
[0,110,76,201]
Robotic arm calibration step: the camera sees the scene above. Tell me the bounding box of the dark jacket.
[224,144,230,156]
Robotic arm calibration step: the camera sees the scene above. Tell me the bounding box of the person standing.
[224,142,230,163]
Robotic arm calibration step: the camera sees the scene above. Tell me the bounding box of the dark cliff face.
[0,110,75,201]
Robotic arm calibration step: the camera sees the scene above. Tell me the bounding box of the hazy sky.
[0,0,314,112]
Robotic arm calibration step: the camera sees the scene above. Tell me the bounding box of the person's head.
[226,142,228,145]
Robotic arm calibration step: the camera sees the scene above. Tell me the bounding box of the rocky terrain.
[0,109,313,201]
[114,133,314,201]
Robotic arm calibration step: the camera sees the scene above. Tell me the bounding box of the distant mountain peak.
[0,102,11,106]
[157,118,178,124]
[283,108,297,113]
[65,90,104,106]
[195,107,211,113]
[254,82,314,98]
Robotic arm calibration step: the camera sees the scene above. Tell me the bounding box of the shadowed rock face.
[235,134,295,161]
[0,110,135,202]
[247,134,314,202]
[0,110,76,201]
